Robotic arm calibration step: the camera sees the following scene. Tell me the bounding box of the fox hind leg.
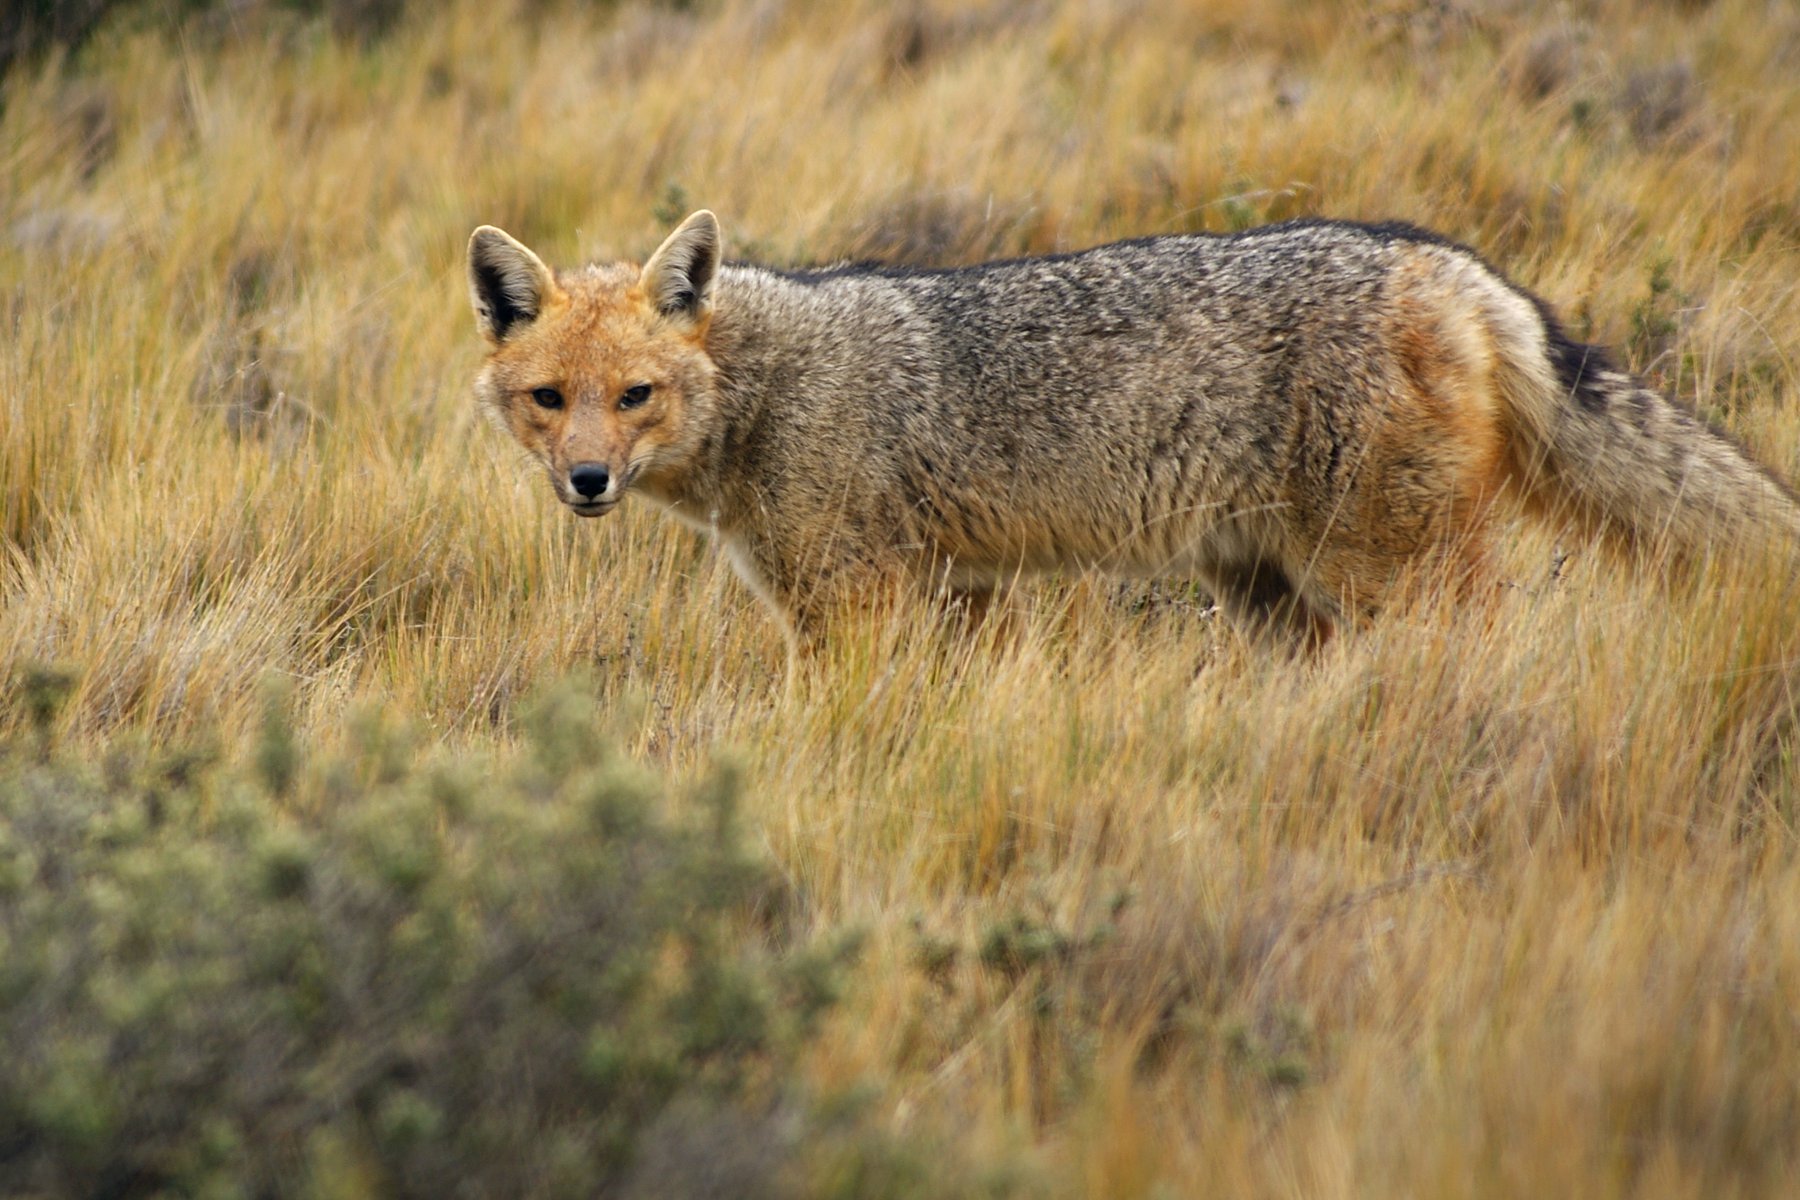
[1208,559,1335,651]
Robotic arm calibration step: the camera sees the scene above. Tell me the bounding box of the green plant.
[0,676,868,1198]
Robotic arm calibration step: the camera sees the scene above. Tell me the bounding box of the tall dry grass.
[4,0,1800,1193]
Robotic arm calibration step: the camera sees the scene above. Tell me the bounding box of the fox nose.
[569,463,611,499]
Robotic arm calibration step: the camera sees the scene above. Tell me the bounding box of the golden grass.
[4,0,1800,1192]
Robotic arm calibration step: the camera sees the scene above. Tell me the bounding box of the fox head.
[467,210,721,517]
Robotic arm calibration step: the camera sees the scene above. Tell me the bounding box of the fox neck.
[632,266,831,526]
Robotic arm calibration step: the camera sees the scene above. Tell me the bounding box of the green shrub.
[0,675,877,1198]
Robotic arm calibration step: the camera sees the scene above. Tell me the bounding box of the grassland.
[4,0,1800,1194]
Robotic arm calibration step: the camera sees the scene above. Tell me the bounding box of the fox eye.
[531,387,563,410]
[620,384,652,410]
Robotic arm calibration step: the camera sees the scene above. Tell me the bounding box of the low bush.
[0,672,899,1199]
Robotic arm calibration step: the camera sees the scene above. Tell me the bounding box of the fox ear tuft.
[641,210,720,323]
[468,226,554,343]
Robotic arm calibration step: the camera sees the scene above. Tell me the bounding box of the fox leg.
[775,558,912,657]
[1207,559,1335,651]
[1288,503,1504,638]
[944,583,1025,637]
[719,536,832,667]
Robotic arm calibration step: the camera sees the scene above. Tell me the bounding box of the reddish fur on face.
[476,266,715,508]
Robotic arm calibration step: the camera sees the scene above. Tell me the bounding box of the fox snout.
[563,461,618,513]
[569,462,610,498]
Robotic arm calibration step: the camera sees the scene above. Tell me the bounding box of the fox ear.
[468,226,555,343]
[640,210,720,324]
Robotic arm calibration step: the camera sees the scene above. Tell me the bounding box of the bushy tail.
[1492,298,1800,555]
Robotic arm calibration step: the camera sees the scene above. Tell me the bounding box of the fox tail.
[1481,277,1800,553]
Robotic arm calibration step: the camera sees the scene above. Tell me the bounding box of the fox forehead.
[483,264,692,387]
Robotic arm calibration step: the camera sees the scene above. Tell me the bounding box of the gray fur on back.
[690,222,1421,585]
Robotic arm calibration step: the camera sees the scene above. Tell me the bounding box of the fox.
[467,209,1800,652]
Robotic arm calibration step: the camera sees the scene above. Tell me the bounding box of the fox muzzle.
[563,461,619,514]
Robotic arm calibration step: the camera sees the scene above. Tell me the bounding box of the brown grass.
[4,0,1800,1193]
